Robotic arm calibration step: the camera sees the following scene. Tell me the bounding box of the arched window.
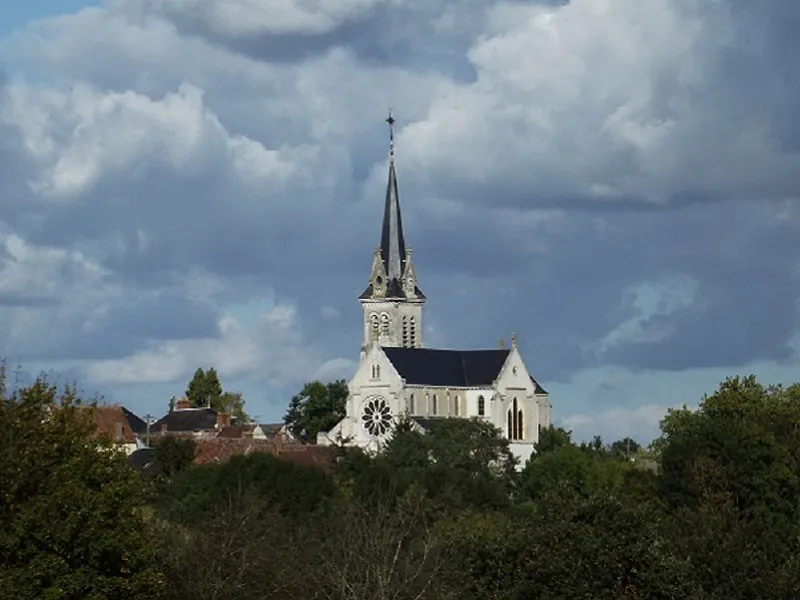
[478,395,485,417]
[380,313,390,336]
[506,397,524,440]
[371,364,380,379]
[408,393,415,414]
[453,395,459,416]
[432,394,438,415]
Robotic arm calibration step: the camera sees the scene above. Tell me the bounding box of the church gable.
[382,347,509,388]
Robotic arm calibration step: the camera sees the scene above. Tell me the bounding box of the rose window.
[361,396,392,437]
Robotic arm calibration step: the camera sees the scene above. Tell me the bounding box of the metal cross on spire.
[386,108,395,162]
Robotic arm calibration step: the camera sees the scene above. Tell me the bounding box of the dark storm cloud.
[149,0,483,81]
[0,0,797,416]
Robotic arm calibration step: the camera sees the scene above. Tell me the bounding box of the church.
[317,113,552,465]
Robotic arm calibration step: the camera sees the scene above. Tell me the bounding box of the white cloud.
[1,81,304,200]
[401,0,799,208]
[590,274,699,356]
[84,300,318,386]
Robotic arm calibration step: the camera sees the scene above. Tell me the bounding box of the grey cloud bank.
[0,0,798,443]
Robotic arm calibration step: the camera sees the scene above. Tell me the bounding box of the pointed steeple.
[380,110,406,282]
[359,110,425,303]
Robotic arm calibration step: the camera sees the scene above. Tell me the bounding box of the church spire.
[380,109,406,283]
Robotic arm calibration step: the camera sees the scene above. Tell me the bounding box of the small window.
[371,364,381,379]
[453,395,459,416]
[512,366,518,375]
[478,395,485,416]
[380,313,391,335]
[432,394,438,415]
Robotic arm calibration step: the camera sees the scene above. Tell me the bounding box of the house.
[83,405,139,456]
[149,396,232,439]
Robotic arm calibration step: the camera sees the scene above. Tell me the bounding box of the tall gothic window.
[380,313,391,336]
[507,397,524,440]
[408,393,415,414]
[370,313,379,336]
[432,394,438,415]
[371,364,380,379]
[453,395,459,416]
[478,395,485,416]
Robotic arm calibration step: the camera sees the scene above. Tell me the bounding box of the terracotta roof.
[218,425,256,438]
[193,438,338,470]
[83,405,137,444]
[194,438,274,465]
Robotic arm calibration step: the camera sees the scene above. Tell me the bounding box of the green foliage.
[152,435,196,481]
[185,367,223,409]
[284,379,348,443]
[157,452,336,525]
[185,367,249,421]
[519,442,631,502]
[0,371,164,599]
[533,424,573,454]
[657,374,800,519]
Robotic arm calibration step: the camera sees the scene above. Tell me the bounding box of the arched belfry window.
[380,313,391,336]
[402,316,410,347]
[478,395,485,417]
[507,397,523,440]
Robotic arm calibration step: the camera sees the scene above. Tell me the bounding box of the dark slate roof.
[381,161,406,281]
[530,376,548,395]
[151,408,217,433]
[121,407,148,435]
[383,347,510,387]
[127,448,157,472]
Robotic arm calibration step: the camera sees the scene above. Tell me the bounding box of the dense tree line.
[3,371,800,598]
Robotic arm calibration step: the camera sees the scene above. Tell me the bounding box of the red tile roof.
[193,438,338,470]
[82,405,137,444]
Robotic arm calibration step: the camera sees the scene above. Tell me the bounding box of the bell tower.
[359,111,426,356]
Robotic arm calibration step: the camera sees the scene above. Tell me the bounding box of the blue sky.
[0,0,798,444]
[1,2,99,35]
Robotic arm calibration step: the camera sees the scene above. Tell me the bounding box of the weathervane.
[386,108,395,162]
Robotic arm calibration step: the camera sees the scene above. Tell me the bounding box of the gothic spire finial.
[386,108,395,163]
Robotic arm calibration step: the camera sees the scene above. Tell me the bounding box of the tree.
[609,437,641,461]
[0,371,164,599]
[185,367,222,409]
[153,435,197,482]
[284,380,348,444]
[216,391,248,424]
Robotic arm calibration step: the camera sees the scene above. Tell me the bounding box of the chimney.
[216,412,231,429]
[176,396,191,411]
